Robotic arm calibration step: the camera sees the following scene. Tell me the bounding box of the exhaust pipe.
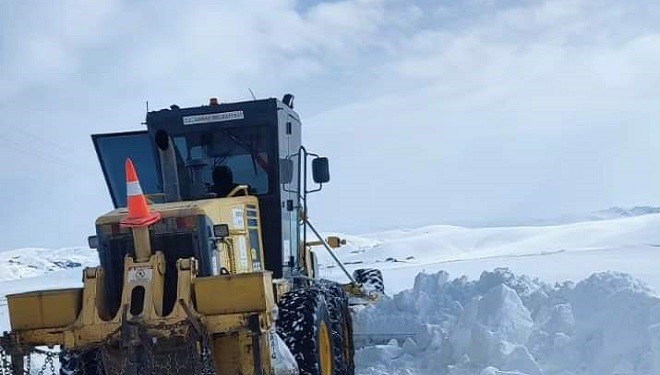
[155,130,182,202]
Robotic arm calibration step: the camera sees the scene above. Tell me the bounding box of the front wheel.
[277,288,335,375]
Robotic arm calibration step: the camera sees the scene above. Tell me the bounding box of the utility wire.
[4,125,75,153]
[0,135,80,173]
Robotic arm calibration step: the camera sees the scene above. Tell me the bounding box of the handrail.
[227,185,250,197]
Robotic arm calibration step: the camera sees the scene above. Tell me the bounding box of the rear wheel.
[319,280,354,375]
[277,288,335,375]
[353,268,384,295]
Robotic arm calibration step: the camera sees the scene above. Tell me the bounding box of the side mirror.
[312,157,330,184]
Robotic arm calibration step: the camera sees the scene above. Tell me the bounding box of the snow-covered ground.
[1,213,660,374]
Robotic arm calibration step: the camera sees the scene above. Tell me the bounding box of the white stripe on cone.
[127,181,143,196]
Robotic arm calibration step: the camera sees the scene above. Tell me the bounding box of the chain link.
[0,346,58,375]
[1,348,9,375]
[25,351,31,374]
[0,321,217,375]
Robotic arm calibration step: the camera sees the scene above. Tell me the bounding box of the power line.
[0,135,79,173]
[4,124,76,153]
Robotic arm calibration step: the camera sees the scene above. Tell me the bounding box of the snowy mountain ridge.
[590,206,660,220]
[0,247,96,282]
[468,206,660,228]
[318,213,660,294]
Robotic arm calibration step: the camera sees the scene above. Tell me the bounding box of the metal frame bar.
[305,220,355,283]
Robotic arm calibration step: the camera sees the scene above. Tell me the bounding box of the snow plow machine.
[0,95,384,375]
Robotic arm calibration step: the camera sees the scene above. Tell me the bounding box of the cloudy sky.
[1,0,660,250]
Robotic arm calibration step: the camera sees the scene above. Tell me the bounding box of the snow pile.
[354,268,660,375]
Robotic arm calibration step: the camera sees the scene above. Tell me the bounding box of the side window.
[93,131,162,208]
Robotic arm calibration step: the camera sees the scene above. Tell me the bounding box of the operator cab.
[93,97,303,276]
[93,101,284,205]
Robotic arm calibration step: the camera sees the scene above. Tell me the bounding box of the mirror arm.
[306,183,323,194]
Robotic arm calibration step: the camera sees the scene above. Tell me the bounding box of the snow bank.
[354,268,660,375]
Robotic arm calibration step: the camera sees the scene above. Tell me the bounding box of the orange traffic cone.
[121,158,161,228]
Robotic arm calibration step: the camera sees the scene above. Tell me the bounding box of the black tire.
[277,288,336,375]
[60,349,103,375]
[353,269,384,295]
[318,280,354,375]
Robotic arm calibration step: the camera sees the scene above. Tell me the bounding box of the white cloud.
[0,0,659,248]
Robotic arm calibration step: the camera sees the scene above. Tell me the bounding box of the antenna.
[248,88,257,100]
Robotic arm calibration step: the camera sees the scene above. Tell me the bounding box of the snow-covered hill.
[2,214,660,374]
[317,213,660,294]
[0,247,96,282]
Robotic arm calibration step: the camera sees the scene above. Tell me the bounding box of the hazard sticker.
[128,267,153,283]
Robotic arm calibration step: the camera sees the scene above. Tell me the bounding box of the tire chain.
[278,280,354,375]
[0,322,217,375]
[0,348,10,375]
[0,346,58,375]
[318,280,353,375]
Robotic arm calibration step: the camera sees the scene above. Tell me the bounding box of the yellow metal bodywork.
[6,196,282,375]
[97,196,267,275]
[319,322,333,375]
[8,255,279,374]
[7,288,82,331]
[195,272,275,315]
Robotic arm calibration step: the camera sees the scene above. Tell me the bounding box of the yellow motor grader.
[0,95,384,375]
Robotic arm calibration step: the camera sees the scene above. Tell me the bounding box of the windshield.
[172,125,273,198]
[93,131,163,208]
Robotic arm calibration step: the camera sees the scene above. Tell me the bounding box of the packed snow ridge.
[353,268,660,375]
